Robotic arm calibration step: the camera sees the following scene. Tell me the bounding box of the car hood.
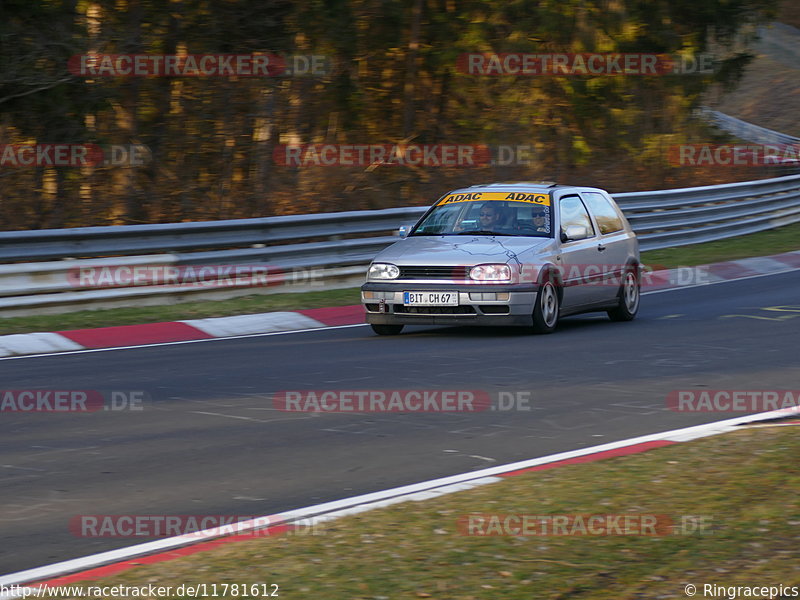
[373,235,554,266]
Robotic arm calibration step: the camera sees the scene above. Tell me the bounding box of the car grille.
[398,266,469,280]
[479,305,510,314]
[394,305,476,315]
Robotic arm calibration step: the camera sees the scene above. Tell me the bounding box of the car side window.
[559,195,595,238]
[582,192,624,234]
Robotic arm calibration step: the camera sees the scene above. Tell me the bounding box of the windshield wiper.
[454,230,515,236]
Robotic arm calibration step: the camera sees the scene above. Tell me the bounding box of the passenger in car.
[514,207,548,233]
[532,210,548,232]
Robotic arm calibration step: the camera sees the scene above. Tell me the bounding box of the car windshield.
[412,196,553,237]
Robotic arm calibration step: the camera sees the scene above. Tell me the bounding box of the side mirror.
[562,225,589,241]
[398,224,414,238]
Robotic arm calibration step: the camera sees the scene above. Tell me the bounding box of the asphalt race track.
[1,270,799,574]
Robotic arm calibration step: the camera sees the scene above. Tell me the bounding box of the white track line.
[1,405,796,591]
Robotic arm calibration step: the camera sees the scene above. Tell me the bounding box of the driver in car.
[455,202,503,233]
[478,203,501,230]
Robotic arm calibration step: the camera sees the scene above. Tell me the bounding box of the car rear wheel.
[531,279,559,334]
[607,265,640,322]
[370,324,404,335]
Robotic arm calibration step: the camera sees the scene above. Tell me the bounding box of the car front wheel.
[531,279,559,334]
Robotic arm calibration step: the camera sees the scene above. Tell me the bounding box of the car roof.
[445,182,609,195]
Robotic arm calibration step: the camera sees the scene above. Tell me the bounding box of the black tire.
[531,278,559,334]
[370,323,404,336]
[607,264,640,322]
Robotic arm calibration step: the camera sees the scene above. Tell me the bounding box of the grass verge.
[640,220,800,269]
[1,221,799,335]
[0,288,361,335]
[56,425,800,599]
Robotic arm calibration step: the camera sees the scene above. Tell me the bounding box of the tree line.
[0,0,777,230]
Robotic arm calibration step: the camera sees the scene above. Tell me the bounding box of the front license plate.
[403,291,459,306]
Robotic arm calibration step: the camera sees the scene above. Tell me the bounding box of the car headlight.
[368,263,400,280]
[470,264,511,282]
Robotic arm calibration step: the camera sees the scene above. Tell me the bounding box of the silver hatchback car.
[361,182,640,335]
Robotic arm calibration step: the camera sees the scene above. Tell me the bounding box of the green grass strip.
[57,425,800,599]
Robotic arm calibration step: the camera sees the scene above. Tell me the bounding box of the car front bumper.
[361,282,538,327]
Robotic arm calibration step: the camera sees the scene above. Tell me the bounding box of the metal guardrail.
[1,174,800,316]
[696,107,800,146]
[0,207,427,263]
[616,174,800,249]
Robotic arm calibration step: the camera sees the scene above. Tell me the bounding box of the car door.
[557,194,604,308]
[580,191,630,303]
